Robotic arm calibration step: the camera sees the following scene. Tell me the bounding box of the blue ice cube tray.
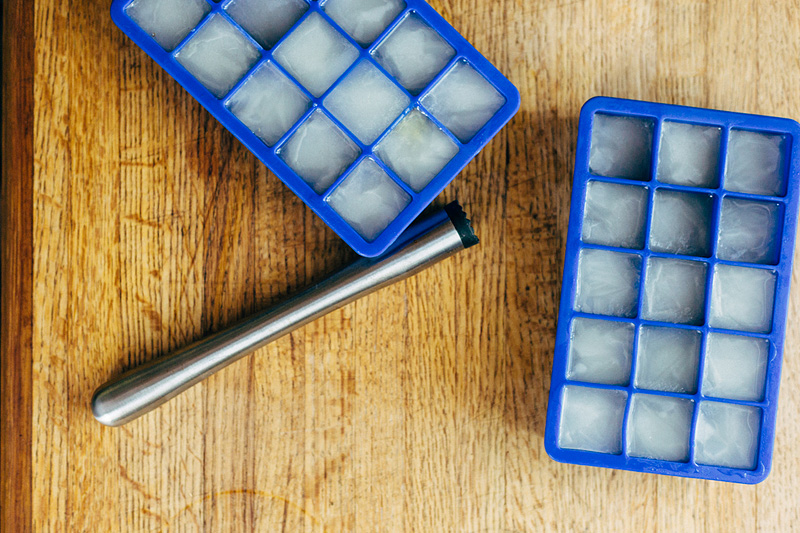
[544,96,800,483]
[111,0,519,257]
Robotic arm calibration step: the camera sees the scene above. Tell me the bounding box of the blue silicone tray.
[544,96,800,483]
[111,0,519,257]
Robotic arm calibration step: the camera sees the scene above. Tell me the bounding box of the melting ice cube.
[657,121,721,188]
[635,326,701,394]
[581,180,649,249]
[725,130,786,196]
[695,401,761,470]
[323,0,406,46]
[574,249,641,318]
[709,264,776,333]
[642,257,707,325]
[126,0,210,51]
[589,114,654,181]
[626,394,694,462]
[558,385,627,454]
[649,190,713,257]
[567,317,634,385]
[717,197,782,264]
[224,0,309,49]
[703,333,769,402]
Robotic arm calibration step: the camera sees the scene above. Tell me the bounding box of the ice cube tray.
[545,96,800,483]
[111,0,519,256]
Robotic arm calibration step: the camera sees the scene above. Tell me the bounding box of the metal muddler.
[92,202,479,426]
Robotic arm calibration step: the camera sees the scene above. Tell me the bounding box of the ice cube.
[420,60,506,143]
[126,0,210,51]
[567,317,634,385]
[649,190,713,257]
[327,157,411,241]
[709,264,776,333]
[642,257,707,325]
[224,0,309,49]
[626,394,694,462]
[277,110,361,194]
[717,197,782,264]
[558,385,627,454]
[272,12,359,97]
[725,130,786,196]
[324,60,410,144]
[703,333,769,402]
[374,109,458,192]
[323,0,406,46]
[574,249,641,318]
[589,114,654,181]
[175,15,261,98]
[581,180,649,249]
[657,121,721,188]
[635,326,701,393]
[226,62,310,146]
[695,401,761,470]
[372,13,455,95]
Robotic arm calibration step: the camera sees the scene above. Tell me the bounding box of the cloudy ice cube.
[589,114,654,181]
[657,121,721,188]
[649,190,713,257]
[558,385,627,454]
[642,257,707,325]
[327,158,411,241]
[717,198,781,264]
[272,12,359,97]
[695,401,761,469]
[224,0,308,48]
[175,16,260,98]
[703,333,769,402]
[725,130,786,196]
[567,317,634,385]
[126,0,210,51]
[372,13,455,94]
[709,264,776,333]
[323,0,406,46]
[581,180,649,249]
[420,60,506,143]
[277,110,361,194]
[635,326,701,394]
[324,60,410,144]
[626,394,693,462]
[574,249,641,318]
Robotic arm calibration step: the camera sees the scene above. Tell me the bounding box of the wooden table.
[3,0,800,530]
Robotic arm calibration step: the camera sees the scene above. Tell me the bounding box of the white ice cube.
[126,0,210,51]
[695,401,761,470]
[703,333,769,402]
[626,394,694,462]
[635,326,701,393]
[327,157,411,241]
[558,385,627,454]
[657,121,721,188]
[324,60,410,144]
[224,0,308,48]
[567,317,634,385]
[589,114,654,181]
[420,60,506,143]
[649,190,713,257]
[574,249,641,318]
[717,197,781,264]
[581,180,649,249]
[272,12,359,97]
[642,257,707,325]
[277,110,361,194]
[725,130,786,196]
[709,264,776,333]
[372,13,455,94]
[323,0,406,46]
[175,15,260,98]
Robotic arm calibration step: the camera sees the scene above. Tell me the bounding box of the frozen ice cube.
[574,249,641,318]
[717,198,782,264]
[703,333,769,402]
[272,12,359,97]
[175,16,260,98]
[581,181,649,249]
[695,401,761,470]
[327,158,411,241]
[324,60,410,144]
[227,62,310,146]
[558,385,627,454]
[635,326,701,393]
[323,0,406,46]
[725,130,786,196]
[567,317,634,385]
[277,110,361,194]
[649,190,713,257]
[420,60,506,143]
[224,0,309,49]
[657,121,721,188]
[126,0,210,51]
[589,114,654,181]
[372,13,455,95]
[709,264,776,333]
[626,394,693,462]
[642,257,707,325]
[374,109,458,192]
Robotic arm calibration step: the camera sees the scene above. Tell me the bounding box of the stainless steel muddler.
[92,202,479,426]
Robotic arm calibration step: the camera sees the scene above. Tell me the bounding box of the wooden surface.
[3,0,800,530]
